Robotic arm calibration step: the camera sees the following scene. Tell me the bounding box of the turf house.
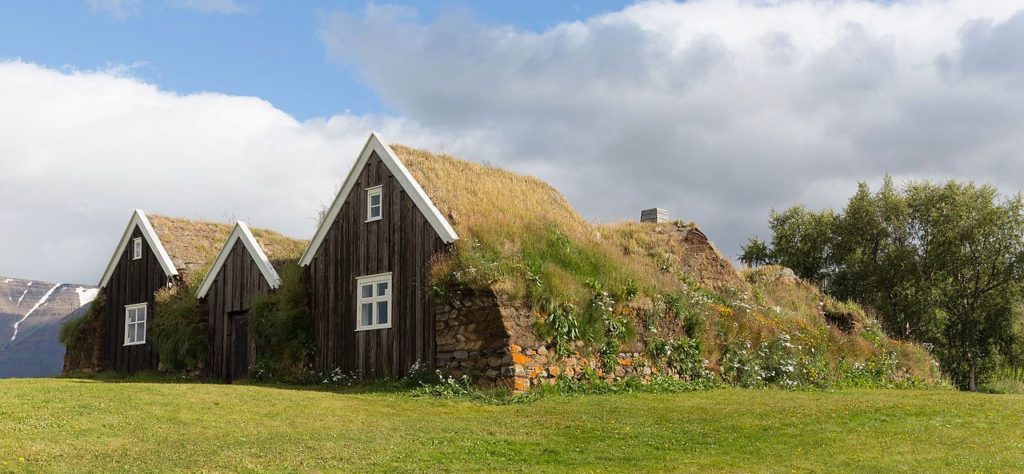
[62,211,305,375]
[64,133,940,391]
[195,222,306,382]
[299,133,939,390]
[63,210,225,373]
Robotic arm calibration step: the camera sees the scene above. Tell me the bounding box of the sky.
[1,0,1024,284]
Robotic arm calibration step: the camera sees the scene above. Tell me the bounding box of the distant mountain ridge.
[0,276,96,378]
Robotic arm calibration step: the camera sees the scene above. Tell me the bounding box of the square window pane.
[361,303,373,326]
[377,302,389,325]
[361,284,373,298]
[376,282,388,296]
[370,194,381,206]
[370,205,381,218]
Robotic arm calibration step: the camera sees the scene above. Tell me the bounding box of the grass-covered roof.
[393,144,592,243]
[393,144,676,302]
[391,144,938,382]
[391,144,741,307]
[148,215,307,275]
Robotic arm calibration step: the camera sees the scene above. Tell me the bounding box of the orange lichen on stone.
[512,352,530,365]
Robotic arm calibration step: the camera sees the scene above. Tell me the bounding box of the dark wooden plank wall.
[204,238,272,380]
[308,151,445,377]
[102,226,169,373]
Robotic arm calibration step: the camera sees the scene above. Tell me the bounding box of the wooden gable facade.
[300,133,458,377]
[196,222,281,381]
[97,210,178,373]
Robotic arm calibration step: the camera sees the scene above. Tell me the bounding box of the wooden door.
[229,311,249,382]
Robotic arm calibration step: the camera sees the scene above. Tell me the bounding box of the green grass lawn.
[0,379,1022,472]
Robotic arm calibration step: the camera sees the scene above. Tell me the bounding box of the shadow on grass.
[57,370,475,397]
[55,370,737,407]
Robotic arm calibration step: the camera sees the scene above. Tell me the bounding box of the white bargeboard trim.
[196,222,282,299]
[99,209,178,288]
[298,132,458,267]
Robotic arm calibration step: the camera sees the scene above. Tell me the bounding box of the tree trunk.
[968,359,977,392]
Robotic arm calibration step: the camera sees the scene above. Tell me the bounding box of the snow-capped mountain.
[0,276,96,378]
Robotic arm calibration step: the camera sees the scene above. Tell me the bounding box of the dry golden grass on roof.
[148,215,307,275]
[394,144,593,244]
[149,215,233,274]
[250,228,308,268]
[598,220,745,291]
[394,144,678,297]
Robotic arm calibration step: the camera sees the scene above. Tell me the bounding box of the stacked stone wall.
[508,345,663,391]
[434,290,512,383]
[434,290,673,392]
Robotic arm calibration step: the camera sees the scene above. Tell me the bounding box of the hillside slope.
[0,277,96,377]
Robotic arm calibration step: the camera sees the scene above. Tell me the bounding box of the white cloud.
[320,0,1024,260]
[166,0,246,14]
[88,0,247,17]
[9,0,1024,283]
[0,61,447,284]
[88,0,141,19]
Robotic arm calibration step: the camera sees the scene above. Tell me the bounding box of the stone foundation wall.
[508,345,661,391]
[434,290,512,383]
[434,289,673,392]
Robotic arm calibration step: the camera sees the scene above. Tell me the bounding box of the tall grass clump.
[60,291,105,346]
[249,263,314,381]
[981,366,1024,394]
[152,272,208,370]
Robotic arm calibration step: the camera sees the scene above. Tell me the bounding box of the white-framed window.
[124,303,147,346]
[366,186,383,222]
[356,273,391,331]
[132,237,142,260]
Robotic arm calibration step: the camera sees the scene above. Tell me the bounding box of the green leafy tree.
[740,205,837,286]
[909,182,1024,390]
[743,177,1024,390]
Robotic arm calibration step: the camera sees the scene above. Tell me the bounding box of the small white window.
[124,303,147,346]
[356,273,391,331]
[132,237,142,260]
[366,186,383,222]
